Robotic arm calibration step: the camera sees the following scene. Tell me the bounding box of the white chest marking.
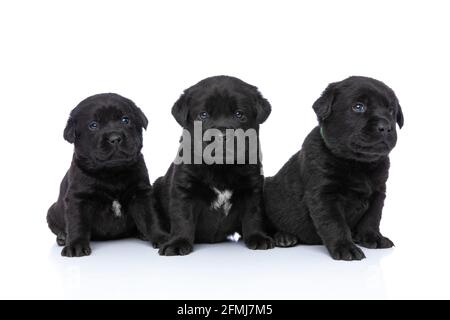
[112,200,122,217]
[211,187,233,216]
[227,232,241,242]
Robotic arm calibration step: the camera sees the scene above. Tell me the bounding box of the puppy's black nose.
[216,126,230,132]
[107,133,122,145]
[377,122,392,135]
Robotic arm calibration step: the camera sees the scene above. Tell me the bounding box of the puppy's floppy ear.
[312,82,337,121]
[126,99,148,130]
[253,90,272,124]
[171,92,189,127]
[396,102,404,129]
[134,105,149,130]
[63,117,75,144]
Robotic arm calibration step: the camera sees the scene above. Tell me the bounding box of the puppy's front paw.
[244,234,274,250]
[274,232,298,247]
[354,232,394,249]
[61,242,91,257]
[328,241,365,261]
[150,232,170,249]
[158,238,193,256]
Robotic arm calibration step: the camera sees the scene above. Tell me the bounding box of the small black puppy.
[47,93,166,257]
[154,76,274,255]
[264,76,404,260]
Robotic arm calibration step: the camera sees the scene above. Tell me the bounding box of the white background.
[0,0,449,299]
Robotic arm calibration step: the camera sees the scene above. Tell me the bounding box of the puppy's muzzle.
[216,127,236,142]
[106,132,123,145]
[376,120,393,137]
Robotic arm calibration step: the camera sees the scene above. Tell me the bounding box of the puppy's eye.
[198,111,209,120]
[389,108,395,115]
[352,103,366,113]
[89,121,99,130]
[234,110,244,118]
[121,116,130,124]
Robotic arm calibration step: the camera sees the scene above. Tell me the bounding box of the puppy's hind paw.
[244,234,275,250]
[354,232,394,249]
[158,238,193,256]
[136,233,148,241]
[56,232,66,246]
[328,241,365,261]
[274,232,298,247]
[61,243,91,257]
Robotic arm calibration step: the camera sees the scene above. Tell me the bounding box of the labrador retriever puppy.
[154,75,274,255]
[47,93,167,257]
[264,76,404,260]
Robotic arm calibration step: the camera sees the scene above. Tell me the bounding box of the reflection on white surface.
[1,222,450,300]
[43,238,391,299]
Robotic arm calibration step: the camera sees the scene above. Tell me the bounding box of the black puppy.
[47,93,166,257]
[264,76,404,260]
[154,76,274,255]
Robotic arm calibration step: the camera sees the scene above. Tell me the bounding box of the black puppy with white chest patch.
[264,76,404,260]
[154,76,274,255]
[47,93,167,257]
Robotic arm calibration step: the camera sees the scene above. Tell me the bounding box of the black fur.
[154,76,274,256]
[264,76,403,260]
[47,93,167,257]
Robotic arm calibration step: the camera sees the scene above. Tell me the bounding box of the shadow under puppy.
[154,75,274,255]
[264,76,404,260]
[47,93,167,257]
